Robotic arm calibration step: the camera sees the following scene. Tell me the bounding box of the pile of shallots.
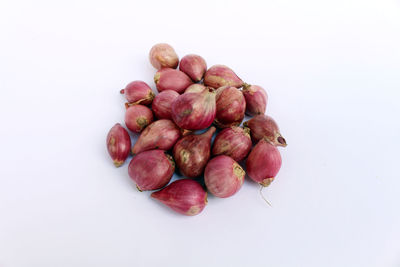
[106,43,286,216]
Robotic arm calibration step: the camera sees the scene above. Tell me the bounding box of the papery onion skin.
[120,81,155,105]
[173,127,216,178]
[214,86,246,128]
[246,139,282,187]
[124,105,154,133]
[149,43,179,70]
[152,90,179,120]
[128,150,175,191]
[242,84,268,116]
[154,68,193,94]
[171,87,216,130]
[184,83,206,94]
[179,54,207,82]
[204,65,243,88]
[132,119,181,155]
[204,155,245,198]
[212,126,252,162]
[151,179,207,216]
[106,123,131,167]
[243,115,287,147]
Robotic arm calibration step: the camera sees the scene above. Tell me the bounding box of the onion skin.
[124,105,153,133]
[242,84,268,116]
[120,81,155,105]
[179,54,207,82]
[106,123,131,167]
[132,119,181,155]
[154,68,193,94]
[173,127,216,178]
[184,83,206,94]
[212,126,252,162]
[204,65,243,88]
[171,87,216,130]
[149,43,179,70]
[243,115,287,147]
[128,150,175,191]
[214,86,246,128]
[151,179,207,216]
[152,90,179,120]
[246,139,282,187]
[204,155,245,198]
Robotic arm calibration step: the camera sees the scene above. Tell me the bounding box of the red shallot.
[128,150,175,191]
[204,155,245,198]
[151,179,207,216]
[106,123,131,167]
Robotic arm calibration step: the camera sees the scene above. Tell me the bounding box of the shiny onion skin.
[242,83,268,116]
[106,123,131,167]
[124,104,153,133]
[149,43,179,69]
[131,119,181,155]
[212,126,252,162]
[214,86,246,128]
[204,65,243,88]
[120,81,155,105]
[151,179,207,216]
[171,87,216,130]
[179,54,207,82]
[154,68,193,94]
[204,155,245,198]
[246,139,282,187]
[173,127,216,178]
[128,150,175,191]
[152,90,179,120]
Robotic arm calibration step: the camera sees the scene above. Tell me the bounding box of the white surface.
[1,0,400,266]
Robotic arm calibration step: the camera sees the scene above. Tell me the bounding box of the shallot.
[243,114,287,147]
[154,68,193,94]
[246,139,282,187]
[132,119,181,154]
[149,43,179,69]
[106,123,131,167]
[171,87,216,130]
[124,105,153,133]
[173,127,216,178]
[120,81,155,105]
[152,90,179,120]
[212,126,252,161]
[204,155,245,198]
[214,86,246,128]
[204,65,243,88]
[179,54,207,82]
[128,150,175,191]
[151,179,207,216]
[242,84,268,116]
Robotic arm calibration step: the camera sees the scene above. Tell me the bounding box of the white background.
[1,0,400,266]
